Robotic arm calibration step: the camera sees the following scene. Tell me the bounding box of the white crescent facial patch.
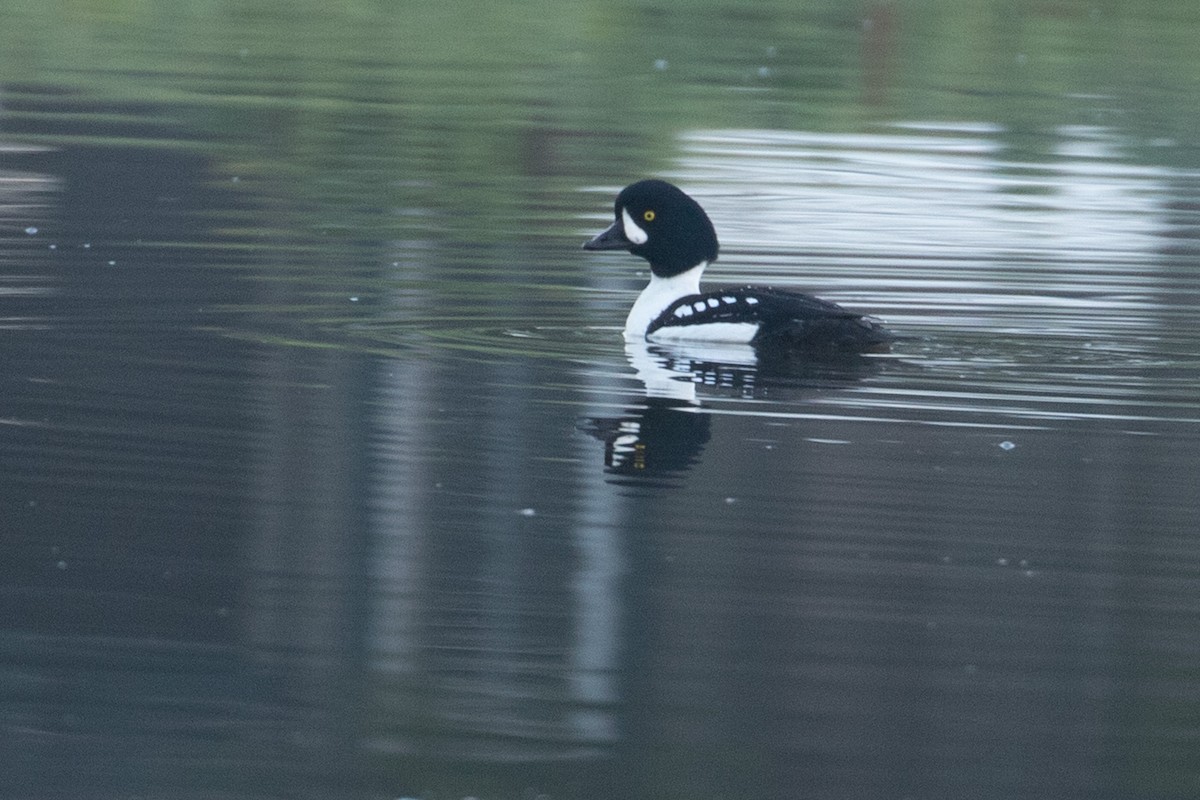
[621,207,649,245]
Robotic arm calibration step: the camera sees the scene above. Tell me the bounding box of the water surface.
[3,3,1200,799]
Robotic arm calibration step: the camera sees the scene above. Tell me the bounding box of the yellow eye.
[643,210,656,222]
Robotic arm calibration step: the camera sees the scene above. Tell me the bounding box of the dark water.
[3,3,1200,799]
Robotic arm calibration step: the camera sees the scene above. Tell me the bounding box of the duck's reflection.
[580,340,885,478]
[579,397,712,476]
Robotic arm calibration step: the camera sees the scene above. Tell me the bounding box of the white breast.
[623,262,706,341]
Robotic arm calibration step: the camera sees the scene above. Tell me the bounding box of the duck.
[583,179,891,352]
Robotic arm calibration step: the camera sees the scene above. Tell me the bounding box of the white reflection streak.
[369,373,425,678]
[566,275,629,746]
[569,496,621,743]
[674,126,1167,265]
[368,242,438,680]
[697,407,1050,429]
[0,145,60,308]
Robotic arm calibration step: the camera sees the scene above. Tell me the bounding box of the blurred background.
[2,2,1199,798]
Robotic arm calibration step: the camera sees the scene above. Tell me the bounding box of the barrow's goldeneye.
[583,179,891,352]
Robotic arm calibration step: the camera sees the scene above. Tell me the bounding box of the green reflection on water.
[4,1,1199,148]
[4,1,1197,332]
[4,0,1198,370]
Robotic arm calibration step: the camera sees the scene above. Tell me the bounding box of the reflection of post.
[245,342,372,779]
[366,253,623,769]
[568,477,624,747]
[862,4,899,107]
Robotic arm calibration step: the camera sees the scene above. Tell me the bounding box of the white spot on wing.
[693,301,706,312]
[620,208,648,245]
[722,296,736,304]
[745,297,759,305]
[707,298,720,308]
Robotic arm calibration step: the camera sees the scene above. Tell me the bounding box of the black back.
[649,286,892,352]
